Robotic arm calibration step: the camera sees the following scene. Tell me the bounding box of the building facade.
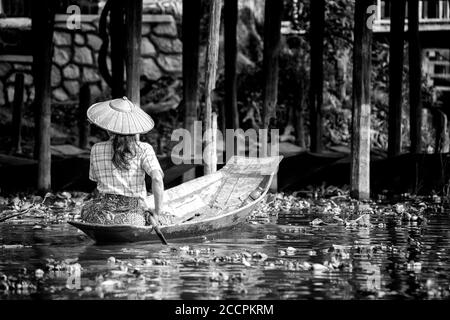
[373,0,450,94]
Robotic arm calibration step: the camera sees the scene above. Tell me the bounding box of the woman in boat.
[81,96,167,226]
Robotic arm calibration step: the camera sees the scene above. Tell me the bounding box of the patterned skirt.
[81,193,147,226]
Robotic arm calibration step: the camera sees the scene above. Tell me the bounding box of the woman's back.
[89,140,162,199]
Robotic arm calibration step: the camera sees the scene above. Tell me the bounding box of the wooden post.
[408,0,422,154]
[435,110,449,153]
[270,128,279,192]
[182,0,201,133]
[182,0,202,182]
[388,0,406,157]
[408,0,422,193]
[262,0,283,129]
[124,0,142,105]
[211,112,218,171]
[297,110,307,148]
[350,0,374,200]
[203,0,222,175]
[309,0,325,153]
[78,84,91,149]
[296,74,307,148]
[11,73,24,154]
[32,0,55,191]
[224,0,239,130]
[110,0,125,98]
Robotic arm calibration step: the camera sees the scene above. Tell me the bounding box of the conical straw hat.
[87,96,154,135]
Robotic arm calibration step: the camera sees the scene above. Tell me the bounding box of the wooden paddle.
[147,212,168,245]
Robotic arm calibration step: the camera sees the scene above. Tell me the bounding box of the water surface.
[1,209,450,299]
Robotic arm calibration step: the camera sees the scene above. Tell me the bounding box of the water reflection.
[1,212,450,299]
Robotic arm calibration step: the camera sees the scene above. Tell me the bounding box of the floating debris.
[179,246,190,252]
[406,261,422,273]
[286,247,297,255]
[0,192,87,224]
[310,218,325,226]
[242,257,251,267]
[107,256,116,265]
[34,269,44,279]
[45,258,80,272]
[252,252,268,260]
[312,263,329,272]
[99,279,123,293]
[1,244,29,249]
[210,271,229,282]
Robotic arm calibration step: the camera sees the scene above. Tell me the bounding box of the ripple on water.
[1,211,450,299]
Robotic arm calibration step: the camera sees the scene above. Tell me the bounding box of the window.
[422,0,440,19]
[434,64,450,75]
[1,0,31,17]
[442,0,450,19]
[380,0,390,19]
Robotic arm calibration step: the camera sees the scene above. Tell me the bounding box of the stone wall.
[0,14,182,108]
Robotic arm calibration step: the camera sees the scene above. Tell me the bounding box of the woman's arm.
[141,142,165,222]
[151,170,164,217]
[89,145,98,182]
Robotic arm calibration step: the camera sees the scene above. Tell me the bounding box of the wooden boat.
[68,156,282,243]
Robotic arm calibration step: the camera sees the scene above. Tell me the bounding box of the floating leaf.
[310,218,325,226]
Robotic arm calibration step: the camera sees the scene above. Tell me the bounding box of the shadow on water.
[1,211,450,299]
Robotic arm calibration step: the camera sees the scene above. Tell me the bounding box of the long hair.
[111,134,137,170]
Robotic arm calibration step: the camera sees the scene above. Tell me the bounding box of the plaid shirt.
[89,140,163,199]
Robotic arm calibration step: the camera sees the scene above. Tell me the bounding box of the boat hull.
[68,156,282,244]
[69,200,257,244]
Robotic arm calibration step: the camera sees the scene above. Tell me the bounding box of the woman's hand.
[146,210,175,226]
[147,210,160,227]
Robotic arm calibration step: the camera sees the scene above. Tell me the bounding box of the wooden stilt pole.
[224,0,239,130]
[110,0,125,98]
[203,0,222,175]
[211,112,218,171]
[296,73,307,149]
[32,0,55,192]
[78,84,91,149]
[350,0,374,200]
[408,0,422,154]
[309,0,325,153]
[182,0,201,182]
[262,0,283,129]
[388,0,406,157]
[270,128,279,192]
[435,110,449,153]
[408,0,422,193]
[124,0,142,105]
[182,0,201,134]
[11,73,24,154]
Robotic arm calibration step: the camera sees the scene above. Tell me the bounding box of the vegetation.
[0,0,444,158]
